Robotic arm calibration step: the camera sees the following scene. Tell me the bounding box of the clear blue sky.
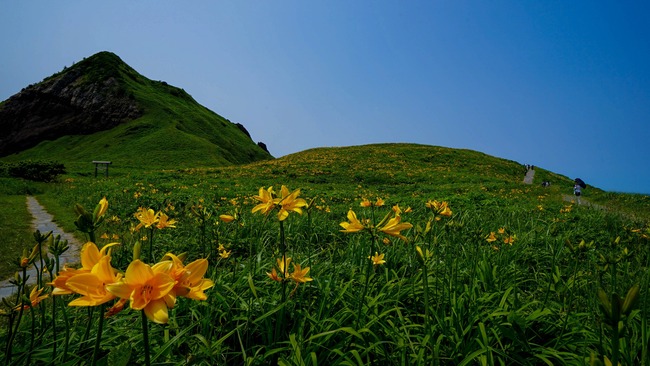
[2,2,649,194]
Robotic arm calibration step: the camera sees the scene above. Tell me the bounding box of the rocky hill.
[0,52,271,165]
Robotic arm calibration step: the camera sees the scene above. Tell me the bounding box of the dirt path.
[523,168,535,184]
[562,194,606,210]
[0,196,83,299]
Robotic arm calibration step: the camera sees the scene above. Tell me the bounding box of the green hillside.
[0,51,272,168]
[1,143,650,365]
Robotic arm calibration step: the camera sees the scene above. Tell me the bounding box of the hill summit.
[0,51,272,166]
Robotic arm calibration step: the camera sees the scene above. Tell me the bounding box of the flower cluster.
[51,245,213,323]
[252,185,308,221]
[51,199,210,324]
[134,207,177,231]
[266,256,312,285]
[339,207,413,243]
[485,227,516,250]
[425,200,452,220]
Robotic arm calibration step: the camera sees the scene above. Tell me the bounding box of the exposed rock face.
[257,141,270,154]
[0,53,143,157]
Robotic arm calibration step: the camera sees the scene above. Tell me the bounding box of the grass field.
[1,143,649,365]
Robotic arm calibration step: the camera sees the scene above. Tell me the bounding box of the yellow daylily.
[50,242,118,295]
[289,263,313,284]
[267,256,291,282]
[14,286,48,311]
[106,260,176,324]
[219,248,232,259]
[370,252,386,266]
[158,253,214,302]
[252,186,279,216]
[66,255,122,307]
[378,215,413,242]
[219,214,235,223]
[95,197,109,219]
[277,185,307,221]
[134,207,160,231]
[156,212,177,229]
[340,210,366,233]
[415,245,433,265]
[486,232,498,243]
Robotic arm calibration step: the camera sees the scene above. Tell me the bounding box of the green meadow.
[1,143,649,365]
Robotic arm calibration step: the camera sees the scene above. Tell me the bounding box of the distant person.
[573,184,582,204]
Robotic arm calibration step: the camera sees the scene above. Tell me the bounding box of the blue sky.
[1,2,649,194]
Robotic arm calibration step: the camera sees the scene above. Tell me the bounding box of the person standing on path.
[573,184,582,204]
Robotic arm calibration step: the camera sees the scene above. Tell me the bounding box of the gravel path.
[0,196,83,300]
[523,168,535,184]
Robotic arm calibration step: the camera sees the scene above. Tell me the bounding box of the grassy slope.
[36,143,650,221]
[1,143,648,280]
[0,52,271,169]
[0,180,44,279]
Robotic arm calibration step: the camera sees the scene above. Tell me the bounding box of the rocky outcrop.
[0,53,143,157]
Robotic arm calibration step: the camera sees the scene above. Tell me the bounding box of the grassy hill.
[0,51,272,168]
[2,143,649,365]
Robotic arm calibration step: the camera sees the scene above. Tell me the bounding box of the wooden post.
[92,161,112,178]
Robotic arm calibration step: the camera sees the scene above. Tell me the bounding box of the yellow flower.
[415,246,432,264]
[504,235,516,245]
[157,253,214,303]
[374,198,385,207]
[51,242,118,295]
[219,249,232,259]
[497,227,506,234]
[486,232,498,242]
[80,242,119,271]
[252,186,279,216]
[134,207,160,231]
[267,256,291,282]
[378,215,413,242]
[369,252,386,266]
[360,198,372,208]
[95,197,109,219]
[219,214,235,223]
[289,263,313,284]
[392,204,402,215]
[66,255,122,306]
[14,286,48,311]
[267,268,282,282]
[426,200,452,216]
[156,212,177,229]
[340,210,366,233]
[106,260,176,324]
[277,185,307,221]
[104,298,128,318]
[438,205,452,217]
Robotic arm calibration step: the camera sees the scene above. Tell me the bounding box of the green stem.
[52,254,61,360]
[7,266,28,361]
[28,303,36,364]
[80,306,95,350]
[60,297,70,361]
[92,304,106,366]
[141,310,151,366]
[149,227,155,263]
[422,264,430,331]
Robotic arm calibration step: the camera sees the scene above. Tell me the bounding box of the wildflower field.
[1,144,649,365]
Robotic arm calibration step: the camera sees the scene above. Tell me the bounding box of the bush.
[0,160,66,182]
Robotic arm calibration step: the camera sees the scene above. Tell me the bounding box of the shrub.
[0,160,66,182]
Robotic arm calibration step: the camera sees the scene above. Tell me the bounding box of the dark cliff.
[0,52,143,156]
